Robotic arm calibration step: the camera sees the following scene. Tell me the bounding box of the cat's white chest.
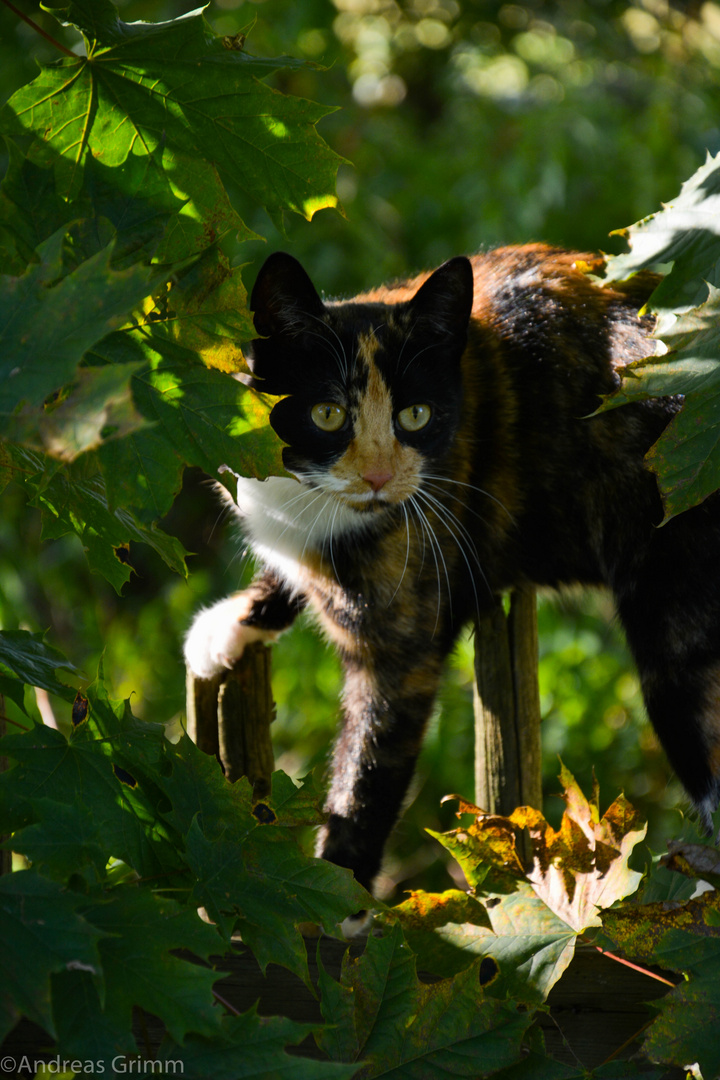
[233,476,370,584]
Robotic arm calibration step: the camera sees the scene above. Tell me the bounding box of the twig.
[1,0,78,58]
[212,988,241,1016]
[0,713,30,731]
[599,1018,655,1067]
[593,945,676,988]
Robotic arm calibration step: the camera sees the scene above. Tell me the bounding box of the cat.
[184,243,720,892]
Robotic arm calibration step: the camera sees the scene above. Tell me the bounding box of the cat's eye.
[397,404,432,432]
[311,402,347,432]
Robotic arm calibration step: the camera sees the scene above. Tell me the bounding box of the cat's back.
[355,243,655,374]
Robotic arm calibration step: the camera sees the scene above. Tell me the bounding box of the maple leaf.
[316,923,531,1077]
[435,766,646,934]
[521,765,646,931]
[387,769,646,1010]
[600,150,720,520]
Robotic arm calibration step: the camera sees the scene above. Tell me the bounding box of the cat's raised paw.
[183,593,279,680]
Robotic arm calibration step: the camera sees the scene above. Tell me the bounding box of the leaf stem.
[212,989,241,1016]
[593,944,676,987]
[0,713,30,732]
[598,1018,654,1067]
[1,0,78,59]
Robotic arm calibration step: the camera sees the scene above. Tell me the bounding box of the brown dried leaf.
[519,765,647,931]
[437,766,646,933]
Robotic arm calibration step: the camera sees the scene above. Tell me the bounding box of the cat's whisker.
[304,312,350,381]
[396,317,421,370]
[300,492,339,567]
[421,479,497,536]
[412,488,491,620]
[408,494,449,633]
[421,474,517,526]
[387,502,412,608]
[263,486,334,562]
[401,340,440,377]
[419,489,490,600]
[299,328,348,381]
[327,498,343,582]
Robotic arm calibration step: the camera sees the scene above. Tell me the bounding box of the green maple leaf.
[641,951,720,1079]
[316,923,532,1077]
[95,330,281,523]
[0,226,156,423]
[265,768,329,827]
[390,886,576,1006]
[0,869,105,1043]
[601,150,720,519]
[5,444,189,590]
[0,137,187,275]
[152,731,257,839]
[51,967,138,1059]
[601,286,720,520]
[81,890,225,1045]
[3,3,342,229]
[599,891,720,1077]
[604,150,720,328]
[0,628,79,713]
[158,1007,359,1080]
[184,813,370,989]
[149,735,370,986]
[0,714,180,882]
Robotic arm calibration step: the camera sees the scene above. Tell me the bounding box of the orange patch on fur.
[330,334,423,504]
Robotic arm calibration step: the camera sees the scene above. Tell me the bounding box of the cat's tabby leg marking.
[316,645,448,891]
[184,572,305,680]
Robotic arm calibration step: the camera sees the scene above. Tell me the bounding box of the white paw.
[184,593,278,680]
[341,910,373,938]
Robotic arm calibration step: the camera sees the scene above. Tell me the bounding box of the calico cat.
[184,243,720,892]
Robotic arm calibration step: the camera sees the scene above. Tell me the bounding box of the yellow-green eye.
[397,404,431,432]
[311,402,347,432]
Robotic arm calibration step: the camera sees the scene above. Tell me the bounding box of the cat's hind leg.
[184,571,305,680]
[616,557,720,836]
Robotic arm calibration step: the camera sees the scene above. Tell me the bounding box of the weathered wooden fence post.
[186,642,276,800]
[473,586,543,816]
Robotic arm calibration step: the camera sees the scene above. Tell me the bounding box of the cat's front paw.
[184,593,277,680]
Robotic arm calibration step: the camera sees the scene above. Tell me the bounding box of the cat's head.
[245,252,473,513]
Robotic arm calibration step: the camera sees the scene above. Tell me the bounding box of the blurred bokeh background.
[3,0,720,899]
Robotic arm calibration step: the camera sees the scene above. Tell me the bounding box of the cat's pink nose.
[363,469,393,492]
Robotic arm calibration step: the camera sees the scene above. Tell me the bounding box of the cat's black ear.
[250,251,326,337]
[409,256,474,339]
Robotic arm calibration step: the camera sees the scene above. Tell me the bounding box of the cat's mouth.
[343,493,394,513]
[294,466,417,515]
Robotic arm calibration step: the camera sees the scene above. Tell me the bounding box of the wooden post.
[473,586,542,815]
[186,643,276,800]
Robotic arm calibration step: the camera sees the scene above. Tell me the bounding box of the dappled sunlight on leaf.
[602,151,720,521]
[0,6,343,226]
[316,922,532,1075]
[439,765,647,933]
[387,768,647,1004]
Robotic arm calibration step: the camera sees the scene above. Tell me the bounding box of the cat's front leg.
[184,571,305,680]
[315,649,447,892]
